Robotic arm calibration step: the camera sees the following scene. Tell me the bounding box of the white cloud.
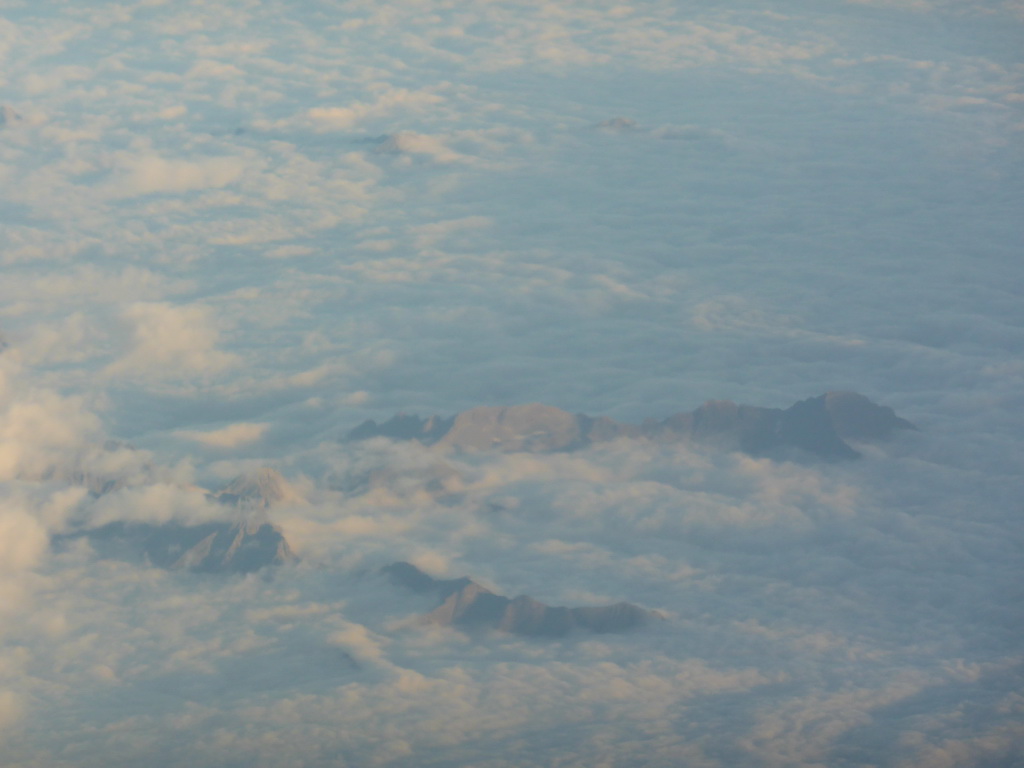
[0,358,102,482]
[132,104,188,122]
[22,66,94,95]
[174,422,268,448]
[21,312,101,366]
[0,690,23,733]
[184,59,246,81]
[373,131,470,164]
[87,482,223,526]
[411,215,492,248]
[896,720,1024,768]
[846,0,933,9]
[102,153,247,198]
[306,87,445,131]
[0,266,175,313]
[0,505,48,575]
[105,302,238,381]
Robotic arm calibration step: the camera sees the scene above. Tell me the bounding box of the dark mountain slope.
[54,519,296,574]
[349,392,915,461]
[383,561,658,637]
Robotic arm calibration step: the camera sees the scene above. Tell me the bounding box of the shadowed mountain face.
[822,391,917,439]
[347,414,454,443]
[777,397,861,460]
[383,562,657,637]
[55,520,296,574]
[348,392,915,461]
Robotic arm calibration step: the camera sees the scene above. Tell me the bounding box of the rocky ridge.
[54,519,296,574]
[350,391,915,461]
[213,467,305,509]
[54,468,301,573]
[383,561,658,637]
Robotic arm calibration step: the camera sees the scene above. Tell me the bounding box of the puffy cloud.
[0,358,102,482]
[0,392,98,480]
[22,66,94,95]
[102,153,247,198]
[174,422,268,449]
[105,302,238,381]
[0,505,48,574]
[87,482,224,526]
[372,132,470,165]
[897,720,1024,768]
[0,690,23,733]
[411,216,492,248]
[306,87,445,131]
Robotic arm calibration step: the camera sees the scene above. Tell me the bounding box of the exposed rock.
[776,396,861,460]
[649,400,781,454]
[347,413,453,443]
[215,467,304,509]
[351,392,915,462]
[648,395,861,460]
[55,519,296,574]
[577,413,640,442]
[383,560,473,597]
[822,391,917,440]
[383,562,657,637]
[647,392,916,460]
[349,407,629,452]
[437,404,586,453]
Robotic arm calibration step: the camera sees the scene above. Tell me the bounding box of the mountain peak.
[822,391,917,440]
[384,561,658,637]
[170,519,296,573]
[216,467,304,509]
[437,403,585,453]
[348,392,915,462]
[54,519,297,574]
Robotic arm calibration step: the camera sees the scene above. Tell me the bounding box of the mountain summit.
[54,519,297,574]
[349,392,915,461]
[383,562,659,637]
[215,467,305,509]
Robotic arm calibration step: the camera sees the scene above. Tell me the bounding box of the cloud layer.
[1,0,1022,766]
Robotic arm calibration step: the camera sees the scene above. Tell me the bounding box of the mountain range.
[54,518,295,573]
[383,561,660,637]
[213,466,305,509]
[48,393,917,632]
[349,391,916,460]
[54,469,300,573]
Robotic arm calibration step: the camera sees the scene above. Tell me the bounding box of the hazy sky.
[1,1,1023,766]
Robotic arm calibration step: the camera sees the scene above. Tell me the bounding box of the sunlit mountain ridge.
[350,391,915,460]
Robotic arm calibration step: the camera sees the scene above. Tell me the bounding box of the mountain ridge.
[349,391,915,461]
[383,561,660,637]
[213,467,305,509]
[53,519,297,574]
